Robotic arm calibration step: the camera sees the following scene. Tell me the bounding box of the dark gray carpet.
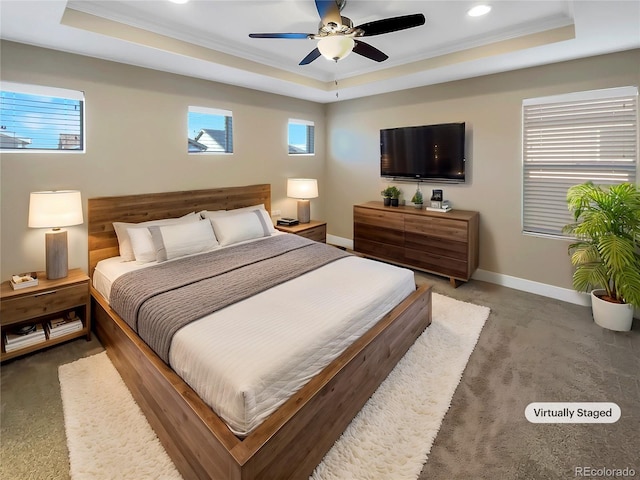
[416,274,640,480]
[1,273,638,480]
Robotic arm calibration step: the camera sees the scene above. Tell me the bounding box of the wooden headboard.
[87,184,271,278]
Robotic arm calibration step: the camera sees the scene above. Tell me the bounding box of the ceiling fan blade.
[356,13,426,36]
[299,48,322,65]
[353,40,388,62]
[315,0,342,26]
[249,33,312,39]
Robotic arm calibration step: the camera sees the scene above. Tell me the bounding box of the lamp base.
[45,229,68,279]
[297,199,311,224]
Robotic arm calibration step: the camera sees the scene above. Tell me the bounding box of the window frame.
[521,86,638,239]
[288,118,315,156]
[188,106,234,155]
[0,82,85,153]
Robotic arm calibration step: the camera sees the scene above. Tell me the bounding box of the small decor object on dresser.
[381,186,393,206]
[390,186,401,207]
[411,187,423,209]
[428,189,451,211]
[381,186,402,207]
[426,200,451,212]
[430,189,443,208]
[10,272,38,290]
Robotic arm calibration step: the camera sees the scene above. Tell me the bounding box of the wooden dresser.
[354,202,479,287]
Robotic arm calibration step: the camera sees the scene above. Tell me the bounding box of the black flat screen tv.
[380,122,466,183]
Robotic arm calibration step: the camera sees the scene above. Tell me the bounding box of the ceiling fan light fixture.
[318,36,355,62]
[467,5,492,17]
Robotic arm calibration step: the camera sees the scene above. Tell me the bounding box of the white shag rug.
[59,293,489,480]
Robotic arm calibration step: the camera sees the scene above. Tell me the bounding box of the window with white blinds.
[0,82,85,152]
[522,86,638,237]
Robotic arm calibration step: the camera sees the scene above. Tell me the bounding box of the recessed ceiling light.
[467,5,492,17]
[168,0,189,4]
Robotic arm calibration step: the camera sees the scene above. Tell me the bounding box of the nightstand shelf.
[1,269,91,362]
[275,220,327,243]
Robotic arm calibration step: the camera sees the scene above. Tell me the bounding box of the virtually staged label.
[525,402,621,423]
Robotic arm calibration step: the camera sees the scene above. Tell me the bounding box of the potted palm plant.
[564,182,640,331]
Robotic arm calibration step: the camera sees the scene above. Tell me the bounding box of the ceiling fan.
[249,0,426,65]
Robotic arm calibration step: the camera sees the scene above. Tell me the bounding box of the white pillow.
[201,204,265,217]
[114,212,199,261]
[208,210,272,246]
[149,220,219,262]
[201,205,275,234]
[128,227,158,263]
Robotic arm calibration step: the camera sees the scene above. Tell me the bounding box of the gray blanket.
[110,234,351,362]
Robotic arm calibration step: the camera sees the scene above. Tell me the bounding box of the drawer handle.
[34,290,57,298]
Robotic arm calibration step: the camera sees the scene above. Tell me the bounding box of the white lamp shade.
[287,179,318,199]
[28,190,84,228]
[318,36,355,61]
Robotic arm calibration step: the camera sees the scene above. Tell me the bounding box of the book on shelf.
[4,323,46,352]
[10,272,38,290]
[47,317,83,339]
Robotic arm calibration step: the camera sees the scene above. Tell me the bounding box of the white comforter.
[94,237,415,436]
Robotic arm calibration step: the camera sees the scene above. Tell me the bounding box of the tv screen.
[380,122,465,183]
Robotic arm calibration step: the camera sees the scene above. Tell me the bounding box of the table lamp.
[28,190,83,279]
[287,178,318,224]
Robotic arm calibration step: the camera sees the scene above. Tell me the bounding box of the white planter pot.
[591,289,634,331]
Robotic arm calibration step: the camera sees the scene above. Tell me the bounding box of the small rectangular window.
[288,119,314,155]
[188,106,233,153]
[522,86,638,237]
[0,82,84,152]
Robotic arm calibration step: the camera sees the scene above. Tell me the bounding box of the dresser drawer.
[354,206,405,230]
[405,249,469,280]
[354,222,404,246]
[405,232,467,259]
[404,215,468,242]
[1,283,89,326]
[354,238,405,264]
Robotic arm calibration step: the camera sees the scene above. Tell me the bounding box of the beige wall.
[2,40,638,295]
[325,49,640,291]
[0,41,326,278]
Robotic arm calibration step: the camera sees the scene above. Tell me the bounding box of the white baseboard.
[327,234,353,250]
[327,235,591,307]
[471,269,591,306]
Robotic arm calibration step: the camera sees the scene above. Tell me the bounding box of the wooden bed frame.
[88,184,432,480]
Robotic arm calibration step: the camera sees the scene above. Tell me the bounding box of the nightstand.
[275,220,327,243]
[1,269,91,362]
